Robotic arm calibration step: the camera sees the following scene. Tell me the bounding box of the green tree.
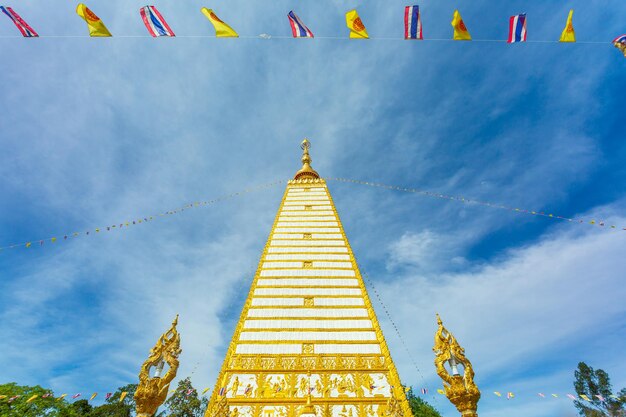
[405,387,442,417]
[163,378,208,417]
[87,383,138,417]
[573,362,626,417]
[0,382,67,417]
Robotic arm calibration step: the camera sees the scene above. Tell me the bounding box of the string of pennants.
[328,178,626,232]
[0,387,207,404]
[1,4,625,56]
[3,176,624,253]
[0,180,285,252]
[432,389,625,402]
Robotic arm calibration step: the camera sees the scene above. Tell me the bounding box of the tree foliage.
[405,387,442,417]
[573,362,626,417]
[163,377,209,417]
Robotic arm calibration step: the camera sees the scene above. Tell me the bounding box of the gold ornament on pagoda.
[433,314,480,417]
[135,315,182,417]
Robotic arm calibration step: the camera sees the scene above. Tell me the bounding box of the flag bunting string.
[0,180,285,252]
[327,178,626,232]
[0,4,624,58]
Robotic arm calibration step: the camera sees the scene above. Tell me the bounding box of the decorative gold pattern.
[205,141,413,417]
[433,315,480,417]
[135,315,182,417]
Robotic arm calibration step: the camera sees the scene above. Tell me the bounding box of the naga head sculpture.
[433,314,480,417]
[135,315,182,417]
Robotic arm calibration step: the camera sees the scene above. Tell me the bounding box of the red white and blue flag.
[420,388,428,395]
[613,34,626,45]
[507,14,527,43]
[139,6,175,37]
[288,11,313,38]
[219,387,226,396]
[0,6,38,37]
[404,5,423,40]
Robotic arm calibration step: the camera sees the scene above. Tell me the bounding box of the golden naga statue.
[433,314,480,417]
[135,315,182,417]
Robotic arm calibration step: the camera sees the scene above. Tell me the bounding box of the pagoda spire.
[294,138,320,180]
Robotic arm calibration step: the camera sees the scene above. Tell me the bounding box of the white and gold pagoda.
[205,140,413,417]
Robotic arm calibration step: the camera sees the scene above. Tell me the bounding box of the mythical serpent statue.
[433,314,480,417]
[135,315,182,417]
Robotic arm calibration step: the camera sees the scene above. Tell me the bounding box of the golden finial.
[433,315,480,417]
[135,315,182,417]
[294,138,320,180]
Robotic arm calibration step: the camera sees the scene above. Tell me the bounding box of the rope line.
[0,34,611,44]
[0,179,285,252]
[327,178,626,231]
[355,258,437,405]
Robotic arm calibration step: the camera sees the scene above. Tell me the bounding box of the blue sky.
[1,1,626,416]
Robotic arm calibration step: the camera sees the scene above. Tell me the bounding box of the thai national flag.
[420,388,428,395]
[404,5,423,40]
[507,14,527,43]
[139,6,175,37]
[288,11,314,38]
[0,6,38,37]
[614,34,626,45]
[219,387,226,396]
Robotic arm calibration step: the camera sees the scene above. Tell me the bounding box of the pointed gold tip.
[294,138,320,180]
[173,314,179,327]
[436,313,442,326]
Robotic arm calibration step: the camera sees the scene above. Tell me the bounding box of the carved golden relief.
[303,233,313,239]
[302,344,315,355]
[303,261,313,269]
[303,297,314,307]
[433,315,480,417]
[134,315,181,417]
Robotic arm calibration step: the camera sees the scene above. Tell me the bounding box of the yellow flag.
[345,9,369,39]
[27,395,38,403]
[436,389,445,395]
[201,8,238,37]
[494,391,502,397]
[451,10,471,40]
[57,394,67,401]
[76,4,112,37]
[90,393,98,401]
[202,388,210,395]
[580,394,591,401]
[119,392,127,402]
[559,10,575,42]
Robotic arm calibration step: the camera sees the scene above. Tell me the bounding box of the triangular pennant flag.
[201,8,238,37]
[119,392,128,402]
[345,9,369,39]
[139,6,175,37]
[90,393,98,401]
[0,6,38,37]
[76,4,112,37]
[287,11,314,38]
[451,10,471,40]
[559,10,575,42]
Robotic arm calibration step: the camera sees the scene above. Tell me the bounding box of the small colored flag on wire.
[202,388,210,395]
[119,392,128,402]
[437,389,445,395]
[90,393,98,401]
[201,8,238,38]
[288,11,313,38]
[507,392,515,399]
[139,6,175,37]
[346,9,369,39]
[567,394,577,400]
[105,393,112,400]
[451,10,471,40]
[559,10,575,42]
[613,34,626,58]
[507,14,527,43]
[595,395,605,401]
[494,391,502,397]
[538,393,546,398]
[27,395,38,403]
[0,6,38,37]
[404,5,423,40]
[552,394,559,398]
[420,388,428,395]
[580,394,591,401]
[76,4,112,37]
[72,394,81,399]
[42,393,52,398]
[186,389,194,396]
[57,394,67,401]
[219,387,226,396]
